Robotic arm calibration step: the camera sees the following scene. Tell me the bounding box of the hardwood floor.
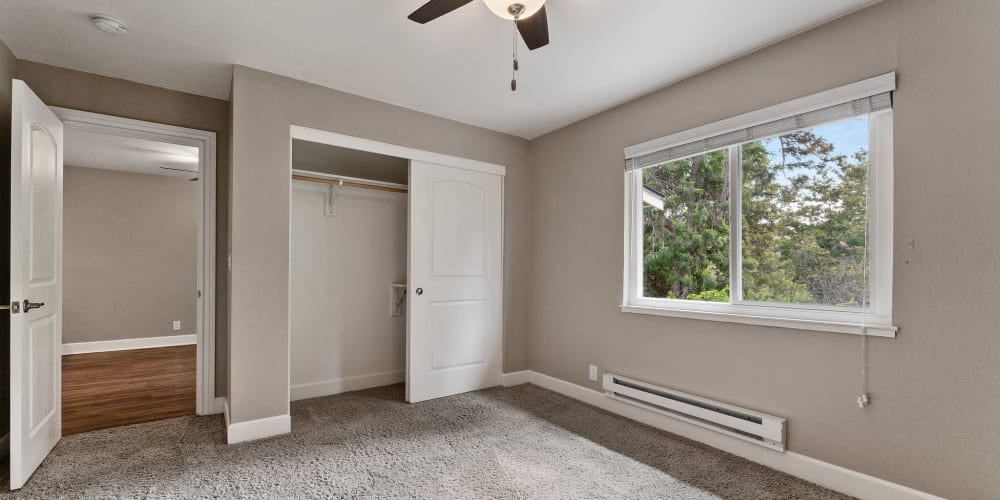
[61,345,196,436]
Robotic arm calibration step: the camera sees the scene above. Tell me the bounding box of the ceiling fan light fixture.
[482,0,545,20]
[407,0,551,91]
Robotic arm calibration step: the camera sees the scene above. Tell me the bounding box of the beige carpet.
[1,384,850,499]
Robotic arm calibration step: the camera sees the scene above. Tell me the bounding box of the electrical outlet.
[588,364,598,381]
[173,320,181,331]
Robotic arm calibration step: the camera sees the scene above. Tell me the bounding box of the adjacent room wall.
[289,181,407,399]
[229,65,531,424]
[0,34,17,445]
[63,166,197,344]
[17,61,231,396]
[526,1,999,498]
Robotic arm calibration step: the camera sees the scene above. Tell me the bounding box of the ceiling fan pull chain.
[511,20,518,91]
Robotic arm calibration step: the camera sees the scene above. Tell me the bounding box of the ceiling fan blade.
[407,0,475,23]
[516,5,549,50]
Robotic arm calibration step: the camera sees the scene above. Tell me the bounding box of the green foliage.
[687,287,729,303]
[642,149,729,300]
[642,125,870,307]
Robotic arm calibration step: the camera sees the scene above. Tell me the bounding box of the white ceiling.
[65,128,200,178]
[0,0,877,139]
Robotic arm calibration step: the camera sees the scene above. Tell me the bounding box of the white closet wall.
[290,180,407,400]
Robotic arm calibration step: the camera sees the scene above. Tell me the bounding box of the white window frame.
[621,74,896,338]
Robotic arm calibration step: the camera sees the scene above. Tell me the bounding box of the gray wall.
[0,34,16,441]
[16,61,231,396]
[526,1,999,498]
[229,65,531,423]
[289,182,407,395]
[2,2,997,496]
[63,166,197,343]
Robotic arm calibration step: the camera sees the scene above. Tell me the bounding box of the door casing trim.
[51,106,218,416]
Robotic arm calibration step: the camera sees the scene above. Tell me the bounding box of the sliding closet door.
[407,160,503,403]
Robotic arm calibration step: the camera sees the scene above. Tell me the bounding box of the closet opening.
[288,125,506,411]
[290,140,409,402]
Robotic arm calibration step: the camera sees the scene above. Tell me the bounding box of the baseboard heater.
[602,373,786,451]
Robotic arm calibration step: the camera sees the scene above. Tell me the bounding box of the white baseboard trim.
[226,413,290,444]
[520,370,942,500]
[211,397,227,415]
[290,370,404,401]
[501,370,531,386]
[0,432,8,458]
[62,334,196,355]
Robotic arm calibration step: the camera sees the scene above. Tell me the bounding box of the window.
[623,74,895,336]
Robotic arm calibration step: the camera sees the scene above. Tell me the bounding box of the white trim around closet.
[290,125,507,177]
[287,125,508,411]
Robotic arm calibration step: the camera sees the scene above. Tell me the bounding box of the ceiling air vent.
[90,14,128,35]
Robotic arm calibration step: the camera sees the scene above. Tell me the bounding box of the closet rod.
[291,170,408,194]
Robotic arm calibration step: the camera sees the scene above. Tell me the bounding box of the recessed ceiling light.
[90,14,128,35]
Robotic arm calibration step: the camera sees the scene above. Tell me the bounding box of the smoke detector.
[90,14,128,35]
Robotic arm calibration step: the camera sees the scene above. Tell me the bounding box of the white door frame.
[287,125,506,403]
[51,107,218,415]
[289,126,506,176]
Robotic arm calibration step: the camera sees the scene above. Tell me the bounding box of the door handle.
[23,299,44,312]
[415,288,423,296]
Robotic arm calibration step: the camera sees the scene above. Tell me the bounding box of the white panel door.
[9,80,63,490]
[407,160,502,403]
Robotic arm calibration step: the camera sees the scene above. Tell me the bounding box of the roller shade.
[625,92,892,172]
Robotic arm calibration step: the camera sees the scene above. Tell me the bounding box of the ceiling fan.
[407,0,550,91]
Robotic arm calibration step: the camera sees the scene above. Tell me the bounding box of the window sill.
[619,304,897,338]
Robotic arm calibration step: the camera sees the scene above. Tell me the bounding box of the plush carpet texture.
[1,384,851,499]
